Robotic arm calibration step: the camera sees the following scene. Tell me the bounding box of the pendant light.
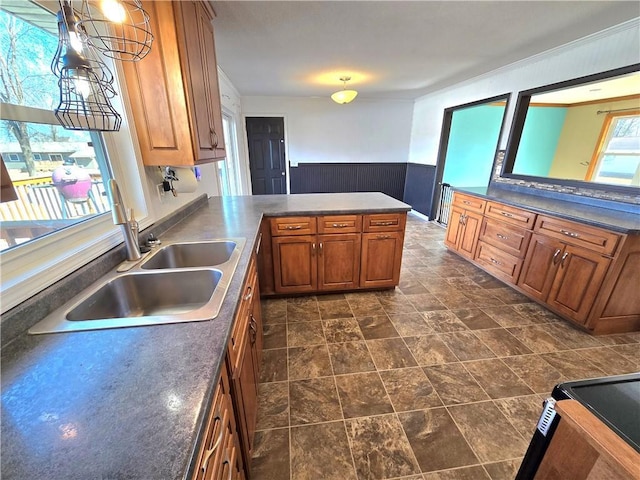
[331,76,358,104]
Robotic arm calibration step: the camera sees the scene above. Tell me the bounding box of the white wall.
[242,96,414,166]
[408,19,640,166]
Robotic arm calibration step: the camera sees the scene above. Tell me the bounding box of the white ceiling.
[533,72,640,104]
[210,1,640,100]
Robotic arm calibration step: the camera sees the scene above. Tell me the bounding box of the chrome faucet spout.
[107,179,142,261]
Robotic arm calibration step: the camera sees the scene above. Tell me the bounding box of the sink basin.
[141,241,237,270]
[66,270,221,321]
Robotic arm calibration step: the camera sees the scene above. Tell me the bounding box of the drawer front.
[485,201,536,229]
[452,192,486,213]
[363,213,406,232]
[479,218,532,258]
[534,215,622,256]
[475,241,523,284]
[318,215,362,234]
[270,216,316,236]
[228,260,257,373]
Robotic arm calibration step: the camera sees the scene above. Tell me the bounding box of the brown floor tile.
[506,325,567,353]
[495,395,543,439]
[256,382,289,430]
[367,337,418,370]
[610,343,640,360]
[452,308,501,330]
[406,293,448,312]
[462,291,504,308]
[287,321,325,347]
[327,341,377,375]
[596,333,639,345]
[263,323,287,349]
[356,314,400,339]
[348,296,386,317]
[335,372,393,418]
[346,414,420,479]
[424,363,489,405]
[287,298,320,322]
[484,287,530,305]
[318,299,354,320]
[425,283,463,296]
[378,295,419,315]
[388,312,435,337]
[448,401,529,463]
[260,348,288,383]
[502,354,565,394]
[464,359,534,398]
[399,278,430,295]
[539,350,606,381]
[323,317,364,343]
[404,335,458,366]
[474,329,533,357]
[288,345,332,380]
[379,367,442,411]
[262,299,287,324]
[291,422,357,480]
[575,347,638,375]
[317,293,346,301]
[511,303,560,324]
[424,310,470,333]
[290,377,342,425]
[545,323,602,349]
[251,428,290,480]
[423,466,491,479]
[399,407,479,472]
[483,460,522,480]
[436,292,475,310]
[440,331,495,361]
[480,305,533,327]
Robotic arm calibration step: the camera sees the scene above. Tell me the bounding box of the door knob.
[281,172,285,176]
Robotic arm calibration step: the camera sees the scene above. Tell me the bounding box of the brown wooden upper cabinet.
[121,1,225,167]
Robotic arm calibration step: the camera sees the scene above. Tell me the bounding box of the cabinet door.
[176,1,225,162]
[272,235,317,293]
[547,245,611,324]
[249,285,263,380]
[233,327,258,471]
[518,234,563,301]
[458,210,483,259]
[445,206,464,250]
[360,231,403,288]
[318,233,361,291]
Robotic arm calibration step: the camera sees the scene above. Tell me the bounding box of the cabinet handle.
[222,448,234,480]
[200,410,224,473]
[243,285,253,301]
[332,223,349,228]
[319,242,323,254]
[377,235,391,239]
[560,252,569,266]
[500,211,513,218]
[552,248,562,265]
[249,315,257,344]
[462,200,471,205]
[560,229,579,238]
[460,214,467,226]
[489,257,502,266]
[255,232,262,255]
[284,225,302,230]
[312,243,316,255]
[373,221,394,226]
[496,233,508,240]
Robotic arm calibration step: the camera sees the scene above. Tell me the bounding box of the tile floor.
[251,215,639,480]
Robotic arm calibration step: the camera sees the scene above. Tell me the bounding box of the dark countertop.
[0,193,410,480]
[455,186,640,234]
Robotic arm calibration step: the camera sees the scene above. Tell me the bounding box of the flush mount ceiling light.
[331,76,358,104]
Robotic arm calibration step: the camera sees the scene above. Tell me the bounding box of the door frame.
[241,113,291,194]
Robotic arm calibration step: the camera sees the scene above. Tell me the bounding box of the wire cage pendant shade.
[78,0,153,62]
[331,76,358,104]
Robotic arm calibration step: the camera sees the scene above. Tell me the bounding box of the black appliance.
[516,372,640,479]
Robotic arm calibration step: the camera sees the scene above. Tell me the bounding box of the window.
[217,112,243,196]
[0,6,113,252]
[588,112,640,186]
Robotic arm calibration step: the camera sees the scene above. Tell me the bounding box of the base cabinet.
[360,232,403,288]
[444,194,485,260]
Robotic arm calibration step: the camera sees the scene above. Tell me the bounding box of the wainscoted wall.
[289,163,407,201]
[403,163,437,217]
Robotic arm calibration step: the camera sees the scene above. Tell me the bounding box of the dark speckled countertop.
[455,186,640,233]
[0,193,410,480]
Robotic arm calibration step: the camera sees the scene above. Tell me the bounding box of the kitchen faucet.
[107,179,142,262]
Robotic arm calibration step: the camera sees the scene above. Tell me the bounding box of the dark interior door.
[246,117,286,195]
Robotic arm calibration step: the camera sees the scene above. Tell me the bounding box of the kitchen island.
[0,193,410,480]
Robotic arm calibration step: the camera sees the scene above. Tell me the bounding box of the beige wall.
[548,97,639,180]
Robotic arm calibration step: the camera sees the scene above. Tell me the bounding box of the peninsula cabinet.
[444,191,640,334]
[267,213,406,295]
[121,0,225,167]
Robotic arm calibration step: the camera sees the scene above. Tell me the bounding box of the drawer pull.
[552,249,562,265]
[377,235,391,239]
[373,221,395,226]
[496,233,509,240]
[285,225,303,230]
[500,211,513,218]
[560,229,579,238]
[243,286,253,301]
[200,410,224,473]
[560,252,569,266]
[462,200,471,205]
[489,257,502,266]
[332,223,349,228]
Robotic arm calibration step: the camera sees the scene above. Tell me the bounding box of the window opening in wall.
[217,112,242,196]
[0,4,113,252]
[587,111,640,186]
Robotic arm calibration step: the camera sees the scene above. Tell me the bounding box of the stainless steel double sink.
[29,239,246,334]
